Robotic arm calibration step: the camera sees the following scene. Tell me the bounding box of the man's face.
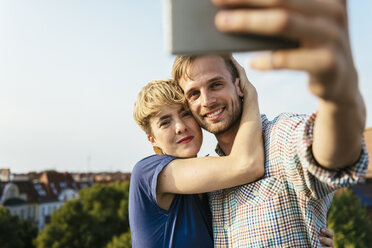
[179,56,243,134]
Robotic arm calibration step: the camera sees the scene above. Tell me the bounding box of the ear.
[147,134,164,155]
[147,134,157,146]
[234,78,244,98]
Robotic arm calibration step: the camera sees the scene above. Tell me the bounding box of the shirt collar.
[215,144,226,157]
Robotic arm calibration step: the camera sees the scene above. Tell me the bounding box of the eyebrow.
[156,107,185,124]
[155,113,170,126]
[185,76,226,94]
[158,114,171,122]
[208,76,225,83]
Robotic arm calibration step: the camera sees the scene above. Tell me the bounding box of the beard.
[196,100,242,135]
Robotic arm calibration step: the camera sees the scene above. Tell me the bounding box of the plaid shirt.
[209,113,369,247]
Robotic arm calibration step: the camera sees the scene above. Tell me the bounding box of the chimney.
[0,168,11,182]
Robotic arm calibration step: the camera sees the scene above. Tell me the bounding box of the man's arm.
[212,0,366,169]
[314,94,365,169]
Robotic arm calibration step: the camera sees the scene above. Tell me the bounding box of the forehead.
[152,104,184,119]
[180,56,231,90]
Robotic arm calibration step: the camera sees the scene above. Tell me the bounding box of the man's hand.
[319,228,334,248]
[212,0,366,169]
[212,0,354,101]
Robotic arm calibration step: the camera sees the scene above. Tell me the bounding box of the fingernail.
[215,11,232,28]
[250,57,262,69]
[250,54,271,70]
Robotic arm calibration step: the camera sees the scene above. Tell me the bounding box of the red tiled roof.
[2,180,58,206]
[13,181,40,203]
[93,172,131,183]
[38,171,91,199]
[34,182,56,202]
[27,172,42,181]
[2,171,93,205]
[39,171,76,198]
[39,171,74,184]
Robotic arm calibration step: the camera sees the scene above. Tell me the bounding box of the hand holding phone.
[165,0,298,54]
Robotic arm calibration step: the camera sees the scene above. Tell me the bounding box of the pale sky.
[0,1,371,173]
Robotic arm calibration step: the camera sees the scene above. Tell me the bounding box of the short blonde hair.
[172,54,238,83]
[133,79,188,135]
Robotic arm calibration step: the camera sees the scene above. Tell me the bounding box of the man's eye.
[188,91,199,99]
[211,82,222,89]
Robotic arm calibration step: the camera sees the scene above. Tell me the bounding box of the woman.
[129,62,334,247]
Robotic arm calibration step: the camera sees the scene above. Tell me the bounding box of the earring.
[153,146,164,155]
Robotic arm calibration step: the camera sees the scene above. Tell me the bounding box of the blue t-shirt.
[129,154,213,248]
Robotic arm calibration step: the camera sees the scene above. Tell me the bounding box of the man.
[171,0,369,247]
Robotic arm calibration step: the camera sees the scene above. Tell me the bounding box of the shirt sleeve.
[277,113,369,200]
[131,155,176,206]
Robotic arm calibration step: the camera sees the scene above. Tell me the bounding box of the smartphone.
[164,0,299,54]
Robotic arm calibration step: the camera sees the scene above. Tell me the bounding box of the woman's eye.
[182,111,192,117]
[160,121,170,127]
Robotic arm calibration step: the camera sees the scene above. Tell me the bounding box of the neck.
[215,120,240,156]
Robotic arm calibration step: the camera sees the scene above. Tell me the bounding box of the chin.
[205,124,229,134]
[204,119,235,135]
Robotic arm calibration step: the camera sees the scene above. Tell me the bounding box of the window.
[72,182,77,190]
[60,182,67,189]
[50,183,58,195]
[8,188,16,198]
[34,184,47,196]
[31,206,35,218]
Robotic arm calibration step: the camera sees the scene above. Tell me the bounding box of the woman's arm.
[157,58,264,199]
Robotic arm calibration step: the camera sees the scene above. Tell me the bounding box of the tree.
[327,188,372,248]
[79,181,130,243]
[106,231,132,248]
[34,181,130,248]
[34,199,96,248]
[0,206,38,248]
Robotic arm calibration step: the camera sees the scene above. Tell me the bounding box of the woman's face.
[148,105,203,158]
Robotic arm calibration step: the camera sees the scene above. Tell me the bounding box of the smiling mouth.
[177,136,194,144]
[204,108,224,120]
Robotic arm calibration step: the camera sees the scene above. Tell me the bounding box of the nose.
[175,119,187,134]
[200,89,216,108]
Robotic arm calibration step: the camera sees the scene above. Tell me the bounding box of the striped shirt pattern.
[209,113,369,247]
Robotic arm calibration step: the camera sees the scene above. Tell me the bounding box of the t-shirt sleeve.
[276,113,369,199]
[131,155,176,206]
